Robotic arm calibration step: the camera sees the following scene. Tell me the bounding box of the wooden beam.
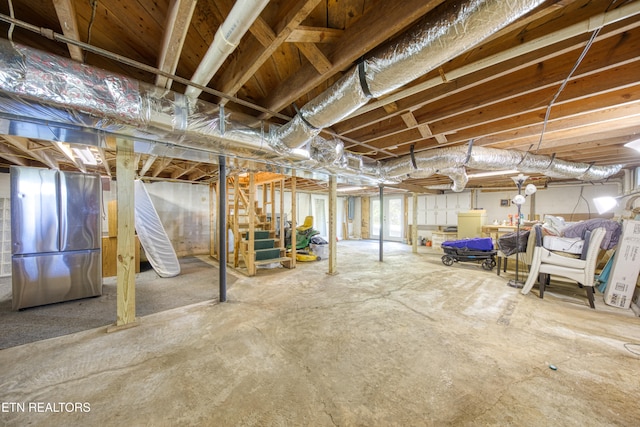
[3,136,59,169]
[217,0,323,101]
[249,16,277,47]
[339,6,640,132]
[295,42,332,74]
[260,0,445,114]
[115,138,136,328]
[286,26,343,43]
[138,155,157,177]
[0,143,28,166]
[52,0,84,62]
[156,0,197,89]
[56,142,88,172]
[96,147,112,178]
[152,157,173,177]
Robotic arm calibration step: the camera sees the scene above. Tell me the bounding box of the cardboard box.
[604,220,640,309]
[631,285,640,316]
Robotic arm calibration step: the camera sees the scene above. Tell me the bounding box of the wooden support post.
[362,197,370,239]
[270,181,276,235]
[412,193,418,254]
[247,172,256,276]
[328,175,338,275]
[291,173,297,268]
[279,179,285,250]
[112,137,136,329]
[404,193,409,244]
[232,177,239,267]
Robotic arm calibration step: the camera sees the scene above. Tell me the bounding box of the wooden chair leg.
[586,286,596,309]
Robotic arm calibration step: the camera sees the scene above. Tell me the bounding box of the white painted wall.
[0,170,630,257]
[104,180,211,257]
[476,182,620,224]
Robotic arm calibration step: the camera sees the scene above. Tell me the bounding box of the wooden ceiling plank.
[346,53,640,148]
[217,0,324,100]
[422,64,640,141]
[156,0,198,89]
[260,0,445,114]
[337,10,640,134]
[52,0,84,62]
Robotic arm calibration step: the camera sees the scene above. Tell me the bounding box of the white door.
[371,196,403,241]
[311,195,327,238]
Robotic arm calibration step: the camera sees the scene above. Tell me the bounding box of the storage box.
[310,243,328,260]
[604,220,640,309]
[543,235,584,254]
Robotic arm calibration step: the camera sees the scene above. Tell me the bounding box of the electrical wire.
[7,0,14,41]
[84,0,98,62]
[535,27,601,153]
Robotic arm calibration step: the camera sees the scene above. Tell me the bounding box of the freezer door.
[11,250,102,310]
[10,166,59,255]
[59,171,102,251]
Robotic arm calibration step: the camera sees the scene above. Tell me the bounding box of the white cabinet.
[0,198,11,277]
[423,192,471,226]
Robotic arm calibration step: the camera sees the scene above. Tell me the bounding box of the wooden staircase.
[226,173,292,276]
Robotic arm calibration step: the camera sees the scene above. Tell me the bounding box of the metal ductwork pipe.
[381,145,623,191]
[184,0,269,100]
[0,2,624,190]
[274,0,547,150]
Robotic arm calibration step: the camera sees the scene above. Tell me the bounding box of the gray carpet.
[0,257,232,349]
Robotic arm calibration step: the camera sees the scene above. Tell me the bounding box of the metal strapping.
[293,103,318,130]
[410,144,417,169]
[463,139,474,164]
[358,61,373,98]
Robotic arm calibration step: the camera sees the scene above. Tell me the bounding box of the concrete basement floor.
[1,240,639,426]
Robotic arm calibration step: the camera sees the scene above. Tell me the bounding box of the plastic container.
[310,243,329,260]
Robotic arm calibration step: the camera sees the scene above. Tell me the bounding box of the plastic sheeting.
[134,180,181,278]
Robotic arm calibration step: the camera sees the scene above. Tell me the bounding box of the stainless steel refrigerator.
[11,166,102,310]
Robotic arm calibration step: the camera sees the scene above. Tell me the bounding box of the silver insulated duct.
[0,1,625,189]
[274,0,547,149]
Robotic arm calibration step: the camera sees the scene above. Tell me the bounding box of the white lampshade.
[593,196,618,214]
[512,194,526,205]
[524,183,537,196]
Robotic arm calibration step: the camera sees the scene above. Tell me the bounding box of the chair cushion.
[543,236,584,254]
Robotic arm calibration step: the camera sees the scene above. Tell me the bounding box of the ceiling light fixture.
[72,146,98,165]
[624,138,640,153]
